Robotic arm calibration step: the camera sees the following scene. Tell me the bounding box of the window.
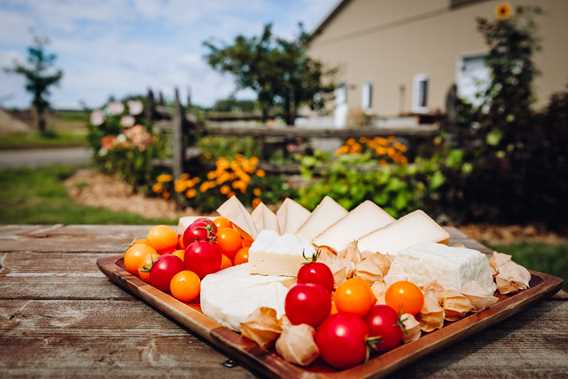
[362,81,373,111]
[412,74,429,113]
[457,54,489,107]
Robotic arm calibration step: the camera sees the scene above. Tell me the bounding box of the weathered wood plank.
[0,225,152,253]
[1,252,110,274]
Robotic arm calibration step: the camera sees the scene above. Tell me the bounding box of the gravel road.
[0,147,91,168]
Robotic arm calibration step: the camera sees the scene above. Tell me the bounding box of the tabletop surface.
[0,224,566,378]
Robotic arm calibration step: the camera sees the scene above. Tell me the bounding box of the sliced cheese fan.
[357,209,449,254]
[313,200,395,252]
[217,196,258,238]
[295,196,347,241]
[276,198,311,235]
[251,202,279,233]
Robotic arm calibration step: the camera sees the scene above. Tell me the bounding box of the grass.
[0,165,175,225]
[0,110,88,150]
[492,242,568,289]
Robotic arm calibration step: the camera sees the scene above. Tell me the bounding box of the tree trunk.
[35,106,48,135]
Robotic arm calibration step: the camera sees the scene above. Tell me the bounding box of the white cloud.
[0,0,337,109]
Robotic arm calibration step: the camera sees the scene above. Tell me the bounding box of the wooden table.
[0,225,566,378]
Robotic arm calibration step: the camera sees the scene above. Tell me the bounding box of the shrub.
[197,136,261,160]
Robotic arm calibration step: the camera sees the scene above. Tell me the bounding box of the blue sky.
[0,0,337,109]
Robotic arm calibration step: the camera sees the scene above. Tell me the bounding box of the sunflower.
[496,2,513,21]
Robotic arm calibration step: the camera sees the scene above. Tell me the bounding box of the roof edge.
[306,0,352,44]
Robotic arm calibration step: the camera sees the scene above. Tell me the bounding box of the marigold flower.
[249,156,259,167]
[232,180,247,193]
[186,189,197,198]
[496,2,513,20]
[252,198,261,208]
[253,188,262,197]
[336,145,349,155]
[220,185,231,195]
[152,183,163,193]
[346,138,356,145]
[255,169,266,177]
[156,174,173,183]
[216,158,229,170]
[175,179,188,193]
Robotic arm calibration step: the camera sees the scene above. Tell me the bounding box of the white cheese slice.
[313,200,395,252]
[384,243,496,296]
[296,196,348,241]
[248,230,315,277]
[200,263,289,331]
[251,202,279,233]
[216,196,258,238]
[276,198,311,235]
[357,210,449,254]
[177,216,213,235]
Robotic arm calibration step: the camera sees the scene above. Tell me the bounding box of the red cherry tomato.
[365,305,403,352]
[149,254,184,292]
[315,313,369,369]
[297,262,334,292]
[285,283,331,327]
[182,219,217,247]
[184,240,222,278]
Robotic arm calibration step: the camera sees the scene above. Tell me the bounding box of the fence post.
[145,88,156,124]
[173,87,186,207]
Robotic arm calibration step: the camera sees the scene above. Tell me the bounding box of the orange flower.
[496,2,513,21]
[152,183,163,193]
[186,189,197,198]
[220,185,231,195]
[255,169,266,178]
[252,198,261,208]
[253,188,262,197]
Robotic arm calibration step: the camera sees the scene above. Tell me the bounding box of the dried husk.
[370,280,387,305]
[490,252,531,295]
[240,307,282,350]
[462,281,498,311]
[442,290,473,321]
[275,319,319,366]
[337,240,362,264]
[418,287,444,332]
[400,313,421,343]
[316,246,355,288]
[354,253,392,284]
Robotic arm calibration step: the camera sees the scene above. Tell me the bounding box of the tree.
[204,24,335,125]
[5,35,63,134]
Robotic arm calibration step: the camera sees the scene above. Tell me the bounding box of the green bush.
[297,151,451,217]
[197,136,261,160]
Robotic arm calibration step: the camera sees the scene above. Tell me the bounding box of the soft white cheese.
[248,230,315,276]
[384,243,496,296]
[200,263,289,331]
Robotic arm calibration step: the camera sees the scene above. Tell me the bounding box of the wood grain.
[0,224,566,379]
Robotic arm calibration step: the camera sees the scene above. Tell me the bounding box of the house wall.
[308,0,568,116]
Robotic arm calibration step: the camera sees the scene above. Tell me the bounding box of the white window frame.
[455,52,489,107]
[412,74,429,114]
[361,81,373,112]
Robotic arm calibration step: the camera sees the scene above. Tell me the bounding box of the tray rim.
[97,255,563,379]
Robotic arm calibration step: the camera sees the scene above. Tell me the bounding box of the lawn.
[0,165,175,225]
[0,110,88,149]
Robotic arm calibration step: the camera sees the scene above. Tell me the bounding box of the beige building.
[308,0,568,119]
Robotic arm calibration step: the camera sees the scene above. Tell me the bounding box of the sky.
[0,0,338,109]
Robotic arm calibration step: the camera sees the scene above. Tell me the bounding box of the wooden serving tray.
[97,229,563,379]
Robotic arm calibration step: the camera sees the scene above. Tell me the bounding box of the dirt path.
[0,147,91,168]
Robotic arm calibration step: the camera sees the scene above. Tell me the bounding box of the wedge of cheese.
[313,200,395,252]
[217,196,257,238]
[296,196,348,241]
[249,230,315,277]
[384,243,496,296]
[177,216,213,235]
[251,202,279,233]
[200,263,289,331]
[276,198,311,235]
[357,210,449,254]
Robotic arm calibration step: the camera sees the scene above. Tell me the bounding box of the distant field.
[0,110,88,149]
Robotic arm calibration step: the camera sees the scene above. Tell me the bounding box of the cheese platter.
[98,196,563,378]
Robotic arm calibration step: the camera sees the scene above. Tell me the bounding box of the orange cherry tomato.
[221,254,232,270]
[233,247,249,265]
[330,299,338,315]
[170,270,201,302]
[214,216,232,229]
[385,281,424,315]
[334,278,376,317]
[178,235,185,250]
[232,224,253,247]
[147,225,178,254]
[138,251,160,282]
[172,249,185,261]
[124,243,157,275]
[216,227,242,258]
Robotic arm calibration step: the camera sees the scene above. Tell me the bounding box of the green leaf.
[486,129,503,146]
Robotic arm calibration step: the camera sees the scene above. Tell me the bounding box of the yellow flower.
[216,157,229,170]
[249,156,259,167]
[336,145,349,155]
[216,172,232,184]
[220,185,231,195]
[207,171,217,180]
[346,138,356,145]
[186,189,197,198]
[152,183,163,193]
[232,180,247,193]
[175,179,188,193]
[156,174,173,183]
[253,188,262,197]
[255,169,266,177]
[350,143,362,153]
[496,2,513,21]
[252,198,261,208]
[200,181,215,192]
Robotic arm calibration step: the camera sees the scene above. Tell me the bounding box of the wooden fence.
[146,88,440,180]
